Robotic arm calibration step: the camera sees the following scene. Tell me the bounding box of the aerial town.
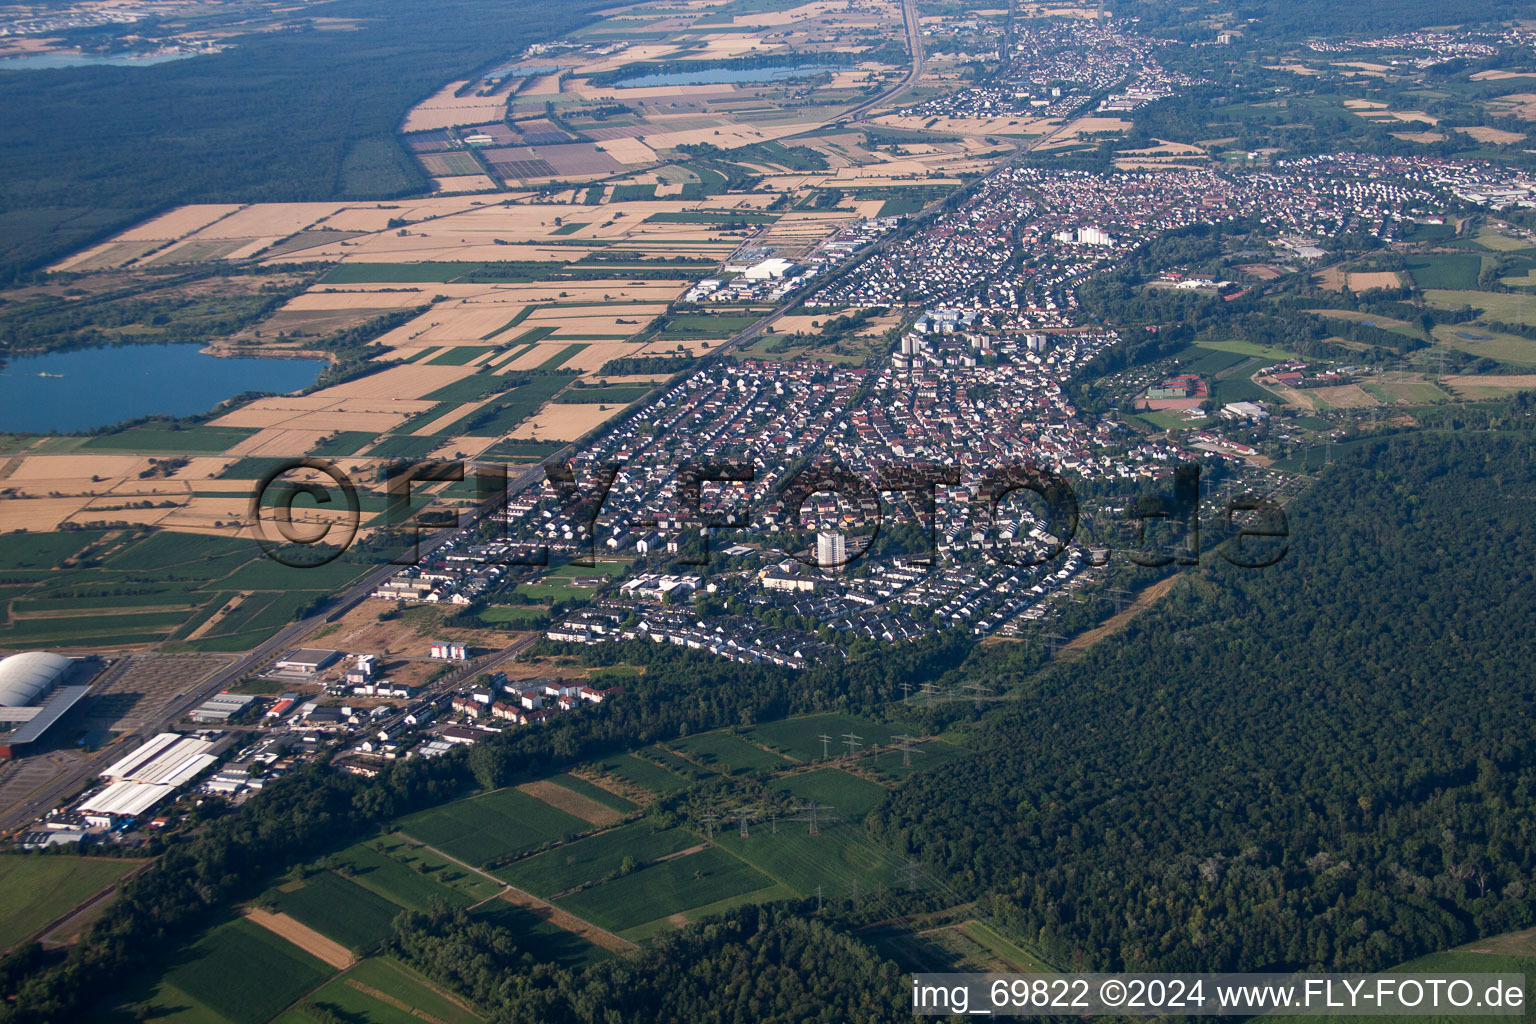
[2,0,1536,1018]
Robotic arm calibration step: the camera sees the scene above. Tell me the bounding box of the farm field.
[139,916,335,1024]
[495,820,701,897]
[467,897,613,968]
[1286,928,1536,1024]
[1190,338,1306,361]
[592,752,693,795]
[1422,289,1536,326]
[860,737,969,783]
[330,839,479,910]
[276,956,485,1024]
[396,787,590,866]
[1404,253,1484,290]
[1430,323,1536,365]
[665,730,793,774]
[0,855,142,950]
[774,768,890,819]
[265,870,404,953]
[745,713,908,762]
[714,814,901,900]
[0,530,371,655]
[553,845,779,937]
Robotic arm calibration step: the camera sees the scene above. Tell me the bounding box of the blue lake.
[612,64,840,88]
[0,344,326,433]
[0,51,196,71]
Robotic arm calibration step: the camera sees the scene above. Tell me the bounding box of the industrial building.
[79,731,230,825]
[0,651,95,758]
[273,649,342,675]
[188,691,256,723]
[742,257,800,281]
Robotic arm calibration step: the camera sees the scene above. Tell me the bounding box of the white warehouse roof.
[78,781,176,818]
[102,732,222,786]
[0,652,72,707]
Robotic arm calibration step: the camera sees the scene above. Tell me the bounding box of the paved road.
[844,0,924,123]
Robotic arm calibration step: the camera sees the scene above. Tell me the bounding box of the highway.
[842,0,924,123]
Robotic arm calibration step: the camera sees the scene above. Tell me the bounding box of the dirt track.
[1055,576,1179,662]
[245,907,355,970]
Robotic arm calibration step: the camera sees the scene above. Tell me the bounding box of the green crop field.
[1191,338,1304,361]
[80,425,257,454]
[0,531,103,571]
[365,433,445,459]
[666,731,792,774]
[643,210,776,224]
[714,819,901,899]
[421,372,516,404]
[1175,346,1249,375]
[445,373,576,437]
[310,430,378,457]
[290,956,484,1024]
[397,788,588,866]
[553,846,775,934]
[157,917,334,1024]
[552,383,653,404]
[332,841,475,911]
[537,343,589,370]
[268,871,403,953]
[0,855,141,949]
[863,738,967,784]
[1423,289,1536,326]
[1287,936,1536,1024]
[1431,323,1536,365]
[478,604,551,626]
[320,262,487,284]
[638,744,714,780]
[1213,376,1283,403]
[495,821,699,897]
[594,753,692,795]
[774,768,888,819]
[427,345,496,366]
[1405,253,1483,290]
[745,713,905,762]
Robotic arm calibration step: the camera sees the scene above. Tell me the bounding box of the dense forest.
[874,432,1536,973]
[0,0,614,281]
[391,904,907,1023]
